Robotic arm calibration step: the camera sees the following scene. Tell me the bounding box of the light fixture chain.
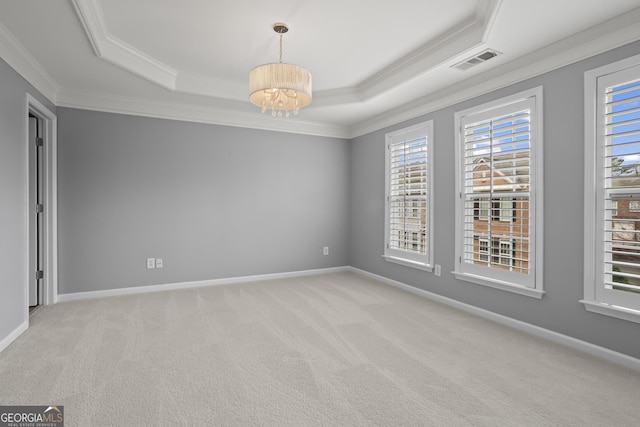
[279,32,283,63]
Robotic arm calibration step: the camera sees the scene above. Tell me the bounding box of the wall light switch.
[155,258,163,268]
[323,247,329,256]
[147,258,155,269]
[434,264,441,277]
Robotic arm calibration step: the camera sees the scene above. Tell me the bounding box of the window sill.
[383,255,433,272]
[580,300,640,324]
[453,271,545,299]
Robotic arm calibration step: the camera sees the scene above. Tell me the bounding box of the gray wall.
[0,57,55,344]
[350,40,640,359]
[3,38,640,361]
[57,109,350,294]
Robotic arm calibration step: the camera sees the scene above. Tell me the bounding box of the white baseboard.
[349,267,640,372]
[50,264,640,371]
[57,266,350,302]
[0,321,28,353]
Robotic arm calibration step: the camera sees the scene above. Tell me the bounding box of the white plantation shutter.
[598,69,640,309]
[384,121,433,269]
[389,139,427,253]
[455,87,543,296]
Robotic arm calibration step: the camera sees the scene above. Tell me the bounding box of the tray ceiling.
[1,0,640,137]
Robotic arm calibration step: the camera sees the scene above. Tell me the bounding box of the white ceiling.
[1,0,640,138]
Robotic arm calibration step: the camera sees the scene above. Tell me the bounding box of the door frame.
[25,93,57,309]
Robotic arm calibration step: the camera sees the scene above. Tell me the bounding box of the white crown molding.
[349,6,640,138]
[101,34,178,90]
[357,19,485,100]
[69,0,106,56]
[0,21,59,103]
[479,0,503,41]
[71,0,177,90]
[355,0,501,100]
[56,88,350,138]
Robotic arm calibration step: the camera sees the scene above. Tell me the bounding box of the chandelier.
[249,23,312,117]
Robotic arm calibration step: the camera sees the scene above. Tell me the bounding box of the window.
[412,232,419,251]
[384,121,434,271]
[454,87,544,298]
[474,236,515,268]
[496,198,514,222]
[496,239,513,266]
[584,54,640,323]
[478,238,489,262]
[475,200,490,220]
[474,198,514,221]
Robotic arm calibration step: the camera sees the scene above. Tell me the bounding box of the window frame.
[383,120,434,271]
[454,87,544,298]
[583,53,640,323]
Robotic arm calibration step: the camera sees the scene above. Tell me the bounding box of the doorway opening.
[28,113,43,308]
[26,94,57,314]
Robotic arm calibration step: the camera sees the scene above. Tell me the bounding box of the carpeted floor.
[1,272,639,426]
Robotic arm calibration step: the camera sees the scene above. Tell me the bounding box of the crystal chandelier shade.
[249,23,312,117]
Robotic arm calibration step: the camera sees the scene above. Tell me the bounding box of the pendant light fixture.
[249,23,312,117]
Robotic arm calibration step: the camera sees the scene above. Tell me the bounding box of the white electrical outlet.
[434,264,441,277]
[146,258,155,269]
[155,258,163,268]
[323,247,329,256]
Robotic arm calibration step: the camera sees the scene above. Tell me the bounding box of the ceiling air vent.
[452,49,501,71]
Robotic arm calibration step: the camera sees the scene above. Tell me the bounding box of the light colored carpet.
[1,272,639,426]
